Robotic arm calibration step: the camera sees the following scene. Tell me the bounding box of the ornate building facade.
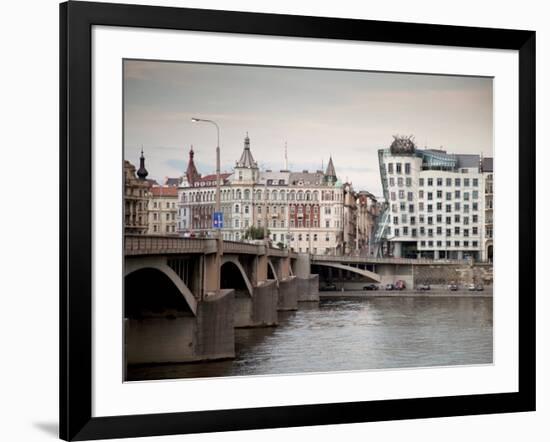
[177,134,352,254]
[124,151,151,235]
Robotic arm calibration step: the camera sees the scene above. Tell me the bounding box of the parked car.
[320,283,337,291]
[448,283,459,291]
[416,284,431,291]
[394,280,406,290]
[467,283,477,291]
[475,284,484,291]
[363,284,379,291]
[385,283,395,291]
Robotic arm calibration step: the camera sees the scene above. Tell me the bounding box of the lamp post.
[191,117,222,294]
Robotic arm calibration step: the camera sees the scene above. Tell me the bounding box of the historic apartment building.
[377,136,493,261]
[124,151,151,235]
[177,134,375,255]
[147,186,179,235]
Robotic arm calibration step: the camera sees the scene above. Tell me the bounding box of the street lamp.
[191,117,222,294]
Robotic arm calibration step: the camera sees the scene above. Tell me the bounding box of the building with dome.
[376,135,493,261]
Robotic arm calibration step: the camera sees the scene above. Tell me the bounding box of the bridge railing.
[125,235,213,256]
[310,254,468,265]
[125,235,298,258]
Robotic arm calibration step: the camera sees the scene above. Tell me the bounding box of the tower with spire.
[324,156,337,184]
[184,145,201,186]
[136,148,149,180]
[233,132,259,183]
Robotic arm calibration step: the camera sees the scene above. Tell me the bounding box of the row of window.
[387,162,411,175]
[393,215,480,226]
[391,202,480,213]
[152,201,177,209]
[419,177,479,187]
[394,226,480,237]
[182,189,342,203]
[151,224,177,233]
[152,212,176,221]
[419,240,479,248]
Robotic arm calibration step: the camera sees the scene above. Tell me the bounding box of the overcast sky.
[124,59,493,198]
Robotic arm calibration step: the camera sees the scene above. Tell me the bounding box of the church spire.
[136,148,148,180]
[324,156,337,183]
[185,145,200,185]
[236,132,257,168]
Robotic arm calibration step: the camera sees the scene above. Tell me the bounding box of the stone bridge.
[124,235,319,366]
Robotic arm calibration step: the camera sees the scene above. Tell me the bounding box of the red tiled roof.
[150,186,178,197]
[198,173,231,181]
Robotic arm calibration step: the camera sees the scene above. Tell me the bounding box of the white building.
[377,136,493,261]
[177,134,347,254]
[147,185,179,235]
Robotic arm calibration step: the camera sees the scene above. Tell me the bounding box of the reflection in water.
[127,296,493,381]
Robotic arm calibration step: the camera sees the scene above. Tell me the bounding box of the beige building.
[148,186,179,235]
[124,153,151,235]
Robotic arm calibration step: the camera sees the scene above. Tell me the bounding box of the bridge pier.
[277,276,298,311]
[125,289,235,365]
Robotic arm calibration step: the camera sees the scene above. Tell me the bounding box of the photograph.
[123,59,494,382]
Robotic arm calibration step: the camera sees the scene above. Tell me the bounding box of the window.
[472,190,479,199]
[446,204,452,213]
[245,205,249,214]
[394,228,400,236]
[419,202,424,211]
[421,240,426,246]
[153,225,158,232]
[399,190,405,199]
[412,228,417,237]
[464,204,469,213]
[393,216,399,225]
[455,226,460,235]
[473,227,478,235]
[436,214,442,223]
[427,204,433,213]
[405,163,411,174]
[420,227,425,235]
[325,220,330,228]
[387,163,393,173]
[464,192,470,201]
[464,178,470,187]
[391,192,396,201]
[166,213,170,221]
[455,214,460,223]
[400,202,406,211]
[473,215,479,223]
[446,192,452,200]
[419,215,425,224]
[455,190,461,198]
[401,214,407,224]
[419,178,424,186]
[437,178,443,186]
[446,228,451,237]
[472,241,478,247]
[403,226,409,235]
[428,178,433,186]
[455,241,460,247]
[427,192,433,200]
[437,241,442,247]
[463,217,469,225]
[436,202,442,211]
[407,192,413,201]
[446,240,451,247]
[455,178,461,186]
[409,204,414,213]
[392,204,397,213]
[464,229,469,237]
[406,177,412,187]
[153,213,157,221]
[428,216,433,225]
[410,216,416,225]
[446,178,452,186]
[389,177,395,186]
[235,204,240,213]
[428,228,433,237]
[446,216,451,225]
[473,178,479,187]
[396,163,402,174]
[436,227,442,235]
[463,241,469,247]
[398,177,404,187]
[455,202,461,211]
[419,190,424,199]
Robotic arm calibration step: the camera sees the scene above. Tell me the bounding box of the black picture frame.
[60,1,536,440]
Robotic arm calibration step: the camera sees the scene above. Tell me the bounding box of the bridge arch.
[267,259,279,285]
[312,262,381,283]
[125,258,197,315]
[220,256,254,296]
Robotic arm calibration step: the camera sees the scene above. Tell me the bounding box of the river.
[127,295,493,381]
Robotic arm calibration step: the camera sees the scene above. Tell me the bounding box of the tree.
[243,226,269,240]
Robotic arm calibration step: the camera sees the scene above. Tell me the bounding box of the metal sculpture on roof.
[389,135,416,154]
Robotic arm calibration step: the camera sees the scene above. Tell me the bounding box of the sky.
[124,59,493,198]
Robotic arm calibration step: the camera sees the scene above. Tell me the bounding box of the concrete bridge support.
[277,276,298,311]
[125,288,235,365]
[297,274,320,302]
[234,280,279,328]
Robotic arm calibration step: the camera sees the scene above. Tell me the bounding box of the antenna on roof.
[284,141,288,170]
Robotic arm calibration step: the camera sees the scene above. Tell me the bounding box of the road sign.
[212,211,224,228]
